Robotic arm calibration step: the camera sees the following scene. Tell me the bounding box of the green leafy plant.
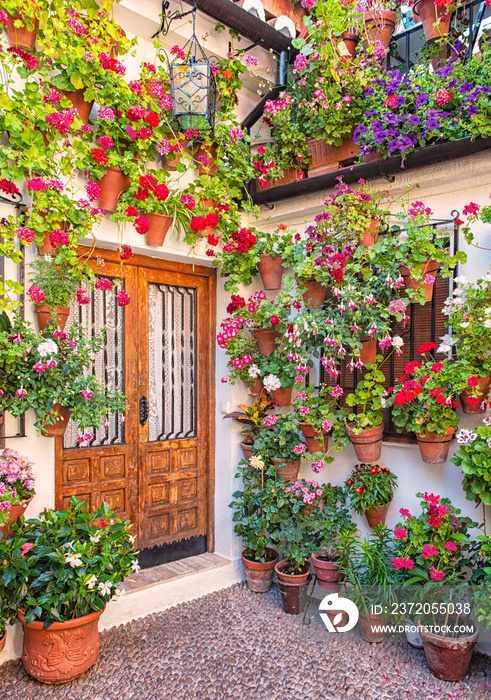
[345,463,398,515]
[28,256,81,308]
[252,414,306,462]
[0,496,138,628]
[345,356,388,432]
[309,484,355,557]
[451,420,491,505]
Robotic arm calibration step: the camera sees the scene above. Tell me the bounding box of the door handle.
[139,395,149,426]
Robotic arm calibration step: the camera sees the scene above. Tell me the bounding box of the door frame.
[54,247,217,553]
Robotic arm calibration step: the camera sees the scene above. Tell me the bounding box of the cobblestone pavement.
[0,582,489,700]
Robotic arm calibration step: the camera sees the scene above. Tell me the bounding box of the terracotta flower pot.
[416,426,455,464]
[271,386,293,407]
[0,495,34,540]
[247,376,263,396]
[41,405,72,438]
[358,611,387,643]
[270,458,300,481]
[419,625,478,681]
[363,10,397,49]
[413,0,451,42]
[0,630,5,654]
[311,553,341,592]
[17,609,103,683]
[7,11,39,50]
[460,375,491,414]
[339,31,360,58]
[144,214,173,247]
[251,328,281,357]
[257,255,284,290]
[360,217,379,247]
[298,422,329,453]
[301,278,326,308]
[399,260,440,304]
[241,442,254,461]
[365,500,392,528]
[346,422,384,463]
[241,548,278,593]
[35,305,70,333]
[37,221,71,255]
[359,337,377,365]
[61,89,94,125]
[201,198,216,209]
[97,166,130,213]
[275,560,311,614]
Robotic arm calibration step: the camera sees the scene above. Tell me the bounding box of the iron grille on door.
[63,278,125,449]
[148,283,197,442]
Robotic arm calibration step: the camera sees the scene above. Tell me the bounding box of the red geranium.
[134,215,150,234]
[205,212,219,228]
[418,342,437,354]
[91,148,108,165]
[190,216,207,232]
[145,112,159,127]
[155,184,169,201]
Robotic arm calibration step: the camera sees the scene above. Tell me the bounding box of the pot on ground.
[242,548,278,593]
[346,422,384,463]
[17,609,103,683]
[251,328,281,357]
[145,214,173,247]
[311,553,341,593]
[275,559,311,615]
[0,495,34,540]
[460,375,491,414]
[271,458,300,481]
[416,426,455,464]
[419,625,478,681]
[358,611,387,643]
[35,305,70,333]
[41,405,72,438]
[257,254,284,290]
[6,11,39,50]
[365,500,392,528]
[271,386,293,407]
[97,166,130,213]
[298,422,329,453]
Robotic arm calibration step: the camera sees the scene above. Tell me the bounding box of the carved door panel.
[56,252,215,567]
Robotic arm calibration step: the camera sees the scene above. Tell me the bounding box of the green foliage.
[223,392,276,444]
[0,496,138,628]
[28,257,80,307]
[345,463,398,514]
[252,415,305,462]
[450,421,491,505]
[346,357,387,431]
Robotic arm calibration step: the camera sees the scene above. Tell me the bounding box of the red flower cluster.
[205,212,219,228]
[435,88,452,106]
[91,148,108,165]
[99,52,126,76]
[7,47,39,70]
[116,290,130,306]
[49,228,70,247]
[231,228,256,254]
[134,215,150,234]
[226,295,245,314]
[418,342,437,354]
[95,278,113,291]
[190,216,206,233]
[0,179,19,195]
[119,245,132,260]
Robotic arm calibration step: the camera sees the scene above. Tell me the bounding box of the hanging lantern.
[169,5,217,132]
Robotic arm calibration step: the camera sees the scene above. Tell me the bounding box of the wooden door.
[55,250,216,567]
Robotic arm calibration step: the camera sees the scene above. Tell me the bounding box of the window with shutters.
[320,218,458,444]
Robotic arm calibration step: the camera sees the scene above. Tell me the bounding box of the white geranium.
[437,333,456,353]
[37,339,58,357]
[263,374,281,392]
[460,322,470,328]
[454,275,469,285]
[392,336,404,349]
[485,319,491,329]
[248,363,260,379]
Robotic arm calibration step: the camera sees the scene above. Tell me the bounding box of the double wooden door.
[55,250,216,566]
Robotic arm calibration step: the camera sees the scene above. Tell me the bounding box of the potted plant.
[237,290,292,357]
[391,492,479,680]
[259,341,304,407]
[254,225,295,290]
[337,525,401,642]
[116,172,193,247]
[0,497,138,683]
[362,0,400,50]
[345,463,398,527]
[3,0,40,50]
[223,392,276,460]
[229,461,279,592]
[391,199,465,305]
[269,478,319,614]
[216,311,265,394]
[310,484,355,591]
[27,257,81,331]
[0,318,128,438]
[345,357,388,462]
[451,421,491,506]
[252,415,306,481]
[291,384,348,456]
[413,0,452,42]
[389,342,468,463]
[0,448,36,540]
[439,272,491,413]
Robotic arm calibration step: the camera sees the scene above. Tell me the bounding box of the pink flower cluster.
[27,285,46,304]
[285,480,322,505]
[230,354,253,371]
[46,108,78,134]
[391,557,414,570]
[217,317,242,349]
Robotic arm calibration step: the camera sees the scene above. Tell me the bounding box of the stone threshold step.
[123,553,230,593]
